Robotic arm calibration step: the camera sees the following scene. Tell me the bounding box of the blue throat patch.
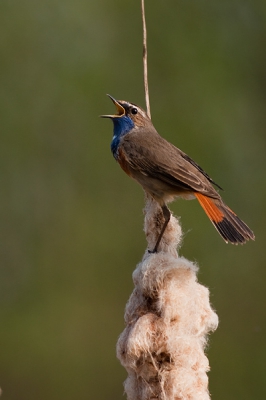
[111,116,134,158]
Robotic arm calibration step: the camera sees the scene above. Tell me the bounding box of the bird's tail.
[194,192,255,244]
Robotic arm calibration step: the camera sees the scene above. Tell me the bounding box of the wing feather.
[120,130,221,199]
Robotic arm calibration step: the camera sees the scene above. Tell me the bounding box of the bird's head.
[101,94,151,137]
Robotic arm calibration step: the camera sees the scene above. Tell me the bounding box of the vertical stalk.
[141,0,151,119]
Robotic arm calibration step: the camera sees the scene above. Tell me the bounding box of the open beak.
[100,94,125,118]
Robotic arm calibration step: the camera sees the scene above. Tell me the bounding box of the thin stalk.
[141,0,151,119]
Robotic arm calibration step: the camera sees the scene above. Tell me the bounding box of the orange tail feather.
[194,193,255,244]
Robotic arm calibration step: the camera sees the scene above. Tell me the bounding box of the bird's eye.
[131,107,138,115]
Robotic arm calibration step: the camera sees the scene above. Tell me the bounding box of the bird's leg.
[150,205,171,253]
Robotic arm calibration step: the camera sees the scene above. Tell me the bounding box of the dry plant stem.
[141,0,151,119]
[117,195,219,400]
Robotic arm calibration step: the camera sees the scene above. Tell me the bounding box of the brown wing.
[180,152,223,190]
[120,129,221,199]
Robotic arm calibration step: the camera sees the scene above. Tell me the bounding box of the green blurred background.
[0,0,265,398]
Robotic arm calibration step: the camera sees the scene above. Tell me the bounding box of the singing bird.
[101,95,255,253]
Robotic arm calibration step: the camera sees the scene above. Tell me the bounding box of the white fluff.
[117,196,218,400]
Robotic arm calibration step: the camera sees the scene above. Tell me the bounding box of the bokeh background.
[0,0,265,399]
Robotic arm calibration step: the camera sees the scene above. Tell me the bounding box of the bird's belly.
[117,148,195,203]
[130,170,195,204]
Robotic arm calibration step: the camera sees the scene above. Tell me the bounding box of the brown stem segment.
[141,0,151,119]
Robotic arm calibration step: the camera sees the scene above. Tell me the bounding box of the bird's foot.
[148,247,157,254]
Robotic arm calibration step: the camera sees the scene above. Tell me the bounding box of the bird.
[101,94,255,253]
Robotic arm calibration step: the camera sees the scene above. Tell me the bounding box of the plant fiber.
[117,196,218,400]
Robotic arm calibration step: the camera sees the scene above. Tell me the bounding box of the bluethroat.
[101,95,255,253]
